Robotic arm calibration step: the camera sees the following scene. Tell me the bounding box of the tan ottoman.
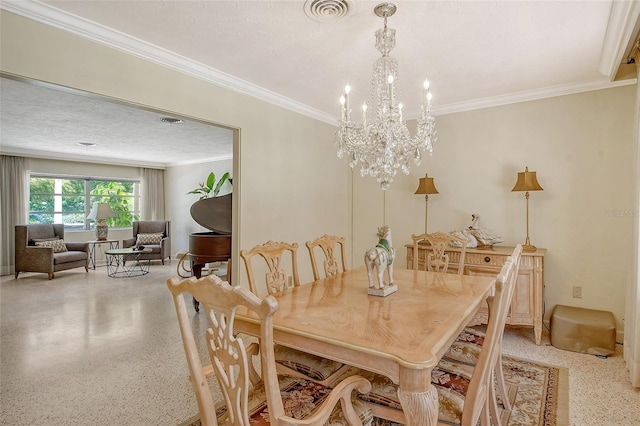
[550,305,615,356]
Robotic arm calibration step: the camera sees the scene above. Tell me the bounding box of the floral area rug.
[497,355,568,426]
[181,355,568,426]
[370,355,569,426]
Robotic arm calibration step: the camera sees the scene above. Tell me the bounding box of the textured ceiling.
[0,0,637,167]
[0,77,234,168]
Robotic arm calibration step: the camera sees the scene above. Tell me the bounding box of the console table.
[406,243,546,345]
[87,239,119,269]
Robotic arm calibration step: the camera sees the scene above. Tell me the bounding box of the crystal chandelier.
[336,2,437,190]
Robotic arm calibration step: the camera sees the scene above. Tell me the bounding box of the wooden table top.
[235,266,495,371]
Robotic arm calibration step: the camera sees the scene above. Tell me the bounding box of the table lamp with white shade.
[86,202,116,241]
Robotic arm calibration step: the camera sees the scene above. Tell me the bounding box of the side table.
[87,239,119,269]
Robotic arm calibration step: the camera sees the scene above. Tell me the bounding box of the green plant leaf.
[187,171,231,199]
[206,172,215,190]
[213,172,230,197]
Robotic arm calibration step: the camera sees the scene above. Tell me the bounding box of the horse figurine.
[365,225,396,292]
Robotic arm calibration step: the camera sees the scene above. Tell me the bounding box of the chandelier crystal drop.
[335,2,437,190]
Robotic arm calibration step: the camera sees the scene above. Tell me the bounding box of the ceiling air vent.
[304,0,353,22]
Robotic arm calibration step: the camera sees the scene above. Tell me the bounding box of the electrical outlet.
[572,286,582,298]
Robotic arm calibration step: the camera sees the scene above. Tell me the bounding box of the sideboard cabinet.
[406,244,546,345]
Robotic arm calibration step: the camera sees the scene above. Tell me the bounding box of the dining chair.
[411,231,468,274]
[443,244,523,418]
[240,240,350,386]
[167,274,373,426]
[306,234,348,281]
[351,255,517,426]
[240,240,300,296]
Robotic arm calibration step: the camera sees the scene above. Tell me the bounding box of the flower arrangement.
[187,172,230,200]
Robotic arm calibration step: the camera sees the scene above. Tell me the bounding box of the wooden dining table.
[234,265,496,426]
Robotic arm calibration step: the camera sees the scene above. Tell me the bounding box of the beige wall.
[1,11,351,285]
[353,86,637,338]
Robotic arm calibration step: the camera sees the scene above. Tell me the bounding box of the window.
[29,175,140,231]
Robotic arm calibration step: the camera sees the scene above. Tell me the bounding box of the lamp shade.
[415,174,439,195]
[86,202,116,220]
[511,167,543,192]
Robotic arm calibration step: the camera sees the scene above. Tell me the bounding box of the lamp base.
[95,220,108,241]
[522,243,537,252]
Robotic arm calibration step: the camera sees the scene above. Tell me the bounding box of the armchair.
[123,221,171,264]
[15,224,89,280]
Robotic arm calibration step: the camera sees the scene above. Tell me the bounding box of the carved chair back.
[411,231,467,274]
[458,253,517,424]
[167,274,371,426]
[240,240,300,297]
[306,234,347,281]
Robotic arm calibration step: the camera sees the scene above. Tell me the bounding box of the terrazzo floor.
[1,262,639,425]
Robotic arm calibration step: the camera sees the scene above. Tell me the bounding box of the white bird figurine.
[468,213,503,247]
[448,228,478,248]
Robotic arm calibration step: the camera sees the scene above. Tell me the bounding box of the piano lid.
[190,193,232,235]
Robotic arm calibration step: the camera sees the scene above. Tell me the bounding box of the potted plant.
[187,172,232,233]
[187,172,231,200]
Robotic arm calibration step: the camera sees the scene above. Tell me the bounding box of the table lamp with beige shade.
[512,167,543,252]
[414,173,439,234]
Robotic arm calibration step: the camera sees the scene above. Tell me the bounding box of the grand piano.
[189,193,232,311]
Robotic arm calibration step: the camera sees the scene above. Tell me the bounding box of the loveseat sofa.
[15,224,89,279]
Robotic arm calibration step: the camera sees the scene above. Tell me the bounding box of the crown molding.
[2,0,637,124]
[0,0,336,125]
[0,147,231,169]
[167,154,234,168]
[431,77,637,117]
[598,0,640,80]
[1,147,165,168]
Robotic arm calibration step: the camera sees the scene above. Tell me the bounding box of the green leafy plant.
[187,172,230,200]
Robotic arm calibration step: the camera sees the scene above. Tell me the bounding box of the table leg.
[106,253,119,278]
[397,368,439,425]
[191,262,204,312]
[89,244,97,270]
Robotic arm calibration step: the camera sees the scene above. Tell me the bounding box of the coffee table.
[105,248,152,278]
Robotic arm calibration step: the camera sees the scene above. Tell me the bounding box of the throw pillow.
[136,233,164,245]
[30,237,60,246]
[35,239,68,253]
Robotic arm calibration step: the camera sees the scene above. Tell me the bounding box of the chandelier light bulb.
[335,2,437,190]
[362,103,368,128]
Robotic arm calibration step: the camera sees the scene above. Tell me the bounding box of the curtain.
[141,168,165,221]
[0,155,29,276]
